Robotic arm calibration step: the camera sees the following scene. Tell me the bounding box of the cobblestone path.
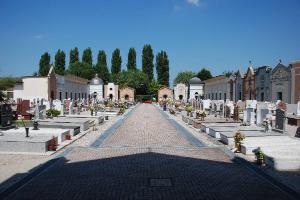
[6,104,294,200]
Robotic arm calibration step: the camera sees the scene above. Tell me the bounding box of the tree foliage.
[67,62,94,80]
[148,80,161,95]
[111,48,122,75]
[197,68,212,81]
[54,49,66,75]
[173,71,196,85]
[82,47,93,66]
[0,77,16,90]
[69,47,79,65]
[156,51,169,86]
[127,48,137,70]
[95,50,111,84]
[39,52,51,76]
[115,70,149,95]
[142,44,154,81]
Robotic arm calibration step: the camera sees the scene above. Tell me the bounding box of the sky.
[0,0,300,84]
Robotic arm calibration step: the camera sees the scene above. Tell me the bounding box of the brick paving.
[6,104,295,200]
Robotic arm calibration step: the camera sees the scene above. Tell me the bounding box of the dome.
[189,77,202,84]
[90,74,103,85]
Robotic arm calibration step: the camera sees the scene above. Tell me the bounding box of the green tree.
[156,51,169,86]
[82,47,93,66]
[115,69,149,95]
[111,48,122,76]
[95,50,111,83]
[67,62,94,80]
[69,47,79,65]
[0,77,16,102]
[142,44,154,81]
[39,52,51,76]
[127,48,137,70]
[173,71,196,85]
[54,49,66,75]
[148,80,161,95]
[197,68,212,81]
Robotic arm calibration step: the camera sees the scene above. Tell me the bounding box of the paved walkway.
[6,104,295,200]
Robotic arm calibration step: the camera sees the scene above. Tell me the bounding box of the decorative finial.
[249,60,252,64]
[279,59,282,63]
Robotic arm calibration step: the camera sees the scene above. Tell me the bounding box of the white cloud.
[186,0,200,6]
[33,34,43,39]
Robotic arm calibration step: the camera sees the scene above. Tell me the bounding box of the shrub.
[46,109,60,117]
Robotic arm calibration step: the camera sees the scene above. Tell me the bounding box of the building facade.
[235,71,244,102]
[89,74,104,101]
[104,83,119,101]
[204,75,228,101]
[158,87,173,100]
[243,65,256,101]
[255,66,272,102]
[271,62,292,103]
[290,60,300,104]
[174,83,188,102]
[188,77,204,100]
[119,87,135,102]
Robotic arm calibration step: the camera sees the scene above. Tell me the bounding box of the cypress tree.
[111,48,122,74]
[69,47,79,65]
[142,44,154,81]
[95,50,111,83]
[54,49,66,75]
[127,48,136,70]
[39,52,51,76]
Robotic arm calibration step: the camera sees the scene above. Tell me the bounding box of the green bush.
[46,109,60,117]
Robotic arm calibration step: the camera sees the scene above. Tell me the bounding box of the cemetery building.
[104,83,119,100]
[88,74,104,101]
[234,70,244,102]
[119,86,135,102]
[271,62,292,103]
[255,66,272,102]
[158,86,173,100]
[204,75,228,101]
[56,74,89,101]
[188,77,204,100]
[228,74,236,101]
[243,64,256,101]
[13,66,90,102]
[174,83,188,102]
[290,60,300,104]
[13,67,57,101]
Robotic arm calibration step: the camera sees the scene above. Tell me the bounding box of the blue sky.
[0,0,300,84]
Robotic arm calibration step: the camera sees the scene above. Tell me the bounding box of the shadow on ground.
[3,150,297,200]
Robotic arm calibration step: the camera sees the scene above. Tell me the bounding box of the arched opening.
[163,95,168,99]
[195,92,199,100]
[179,95,183,100]
[125,94,129,100]
[109,94,113,100]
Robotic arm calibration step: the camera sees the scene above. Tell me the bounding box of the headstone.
[69,101,74,115]
[297,101,300,117]
[256,102,269,125]
[0,104,13,127]
[243,110,247,123]
[233,106,239,121]
[295,127,300,138]
[250,111,256,125]
[53,100,62,111]
[275,109,285,130]
[60,101,65,116]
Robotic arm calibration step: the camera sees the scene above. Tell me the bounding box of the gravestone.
[275,109,285,130]
[0,104,13,128]
[53,100,62,111]
[243,110,247,123]
[225,106,231,118]
[256,102,269,125]
[250,111,256,125]
[297,101,300,117]
[233,106,239,121]
[295,127,300,138]
[17,100,31,120]
[69,101,74,115]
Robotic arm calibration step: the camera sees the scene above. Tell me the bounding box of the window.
[216,93,218,100]
[110,88,113,91]
[219,93,222,100]
[71,92,73,100]
[261,93,264,101]
[75,93,77,100]
[224,93,226,101]
[65,92,68,99]
[59,92,62,101]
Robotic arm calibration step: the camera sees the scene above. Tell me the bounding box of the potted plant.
[185,105,193,117]
[234,131,245,153]
[255,148,265,166]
